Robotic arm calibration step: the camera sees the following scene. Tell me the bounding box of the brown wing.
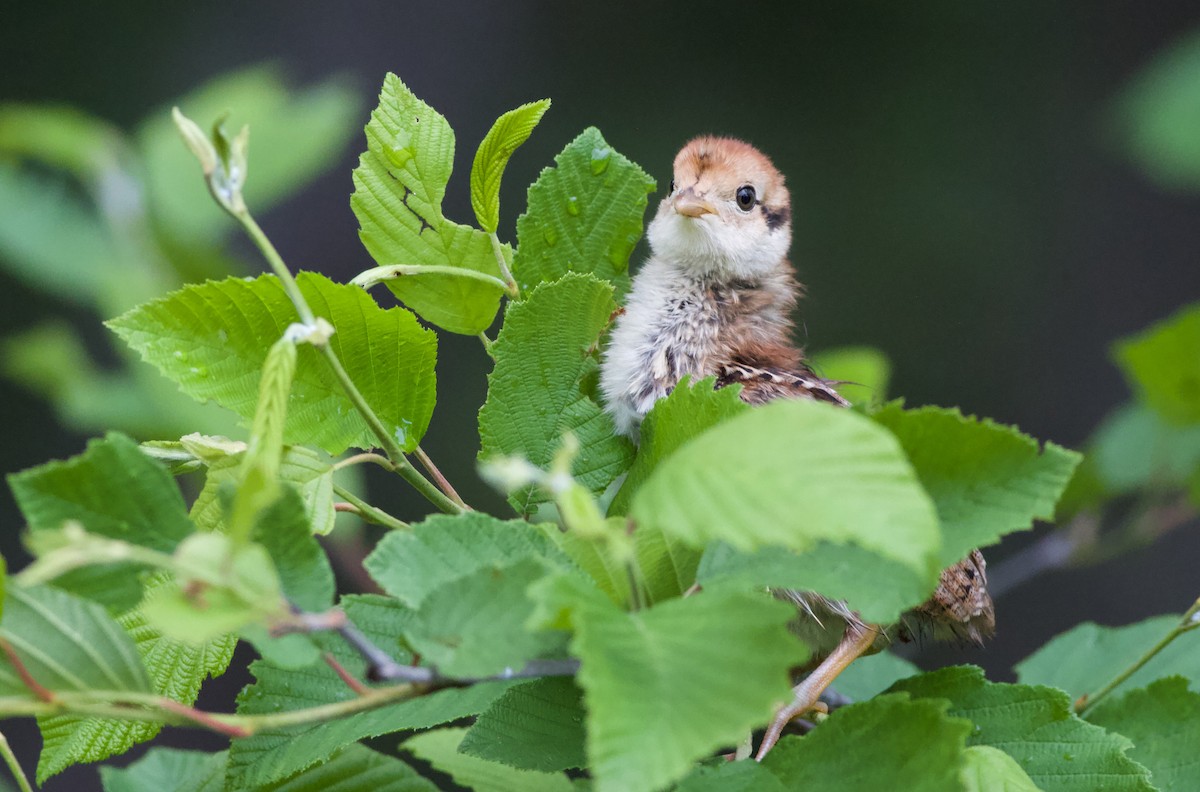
[716,361,850,407]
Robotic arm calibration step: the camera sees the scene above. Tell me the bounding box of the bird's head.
[646,136,791,278]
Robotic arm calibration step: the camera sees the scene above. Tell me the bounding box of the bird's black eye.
[736,185,756,211]
[669,179,676,194]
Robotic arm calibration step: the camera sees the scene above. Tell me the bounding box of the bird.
[599,136,994,759]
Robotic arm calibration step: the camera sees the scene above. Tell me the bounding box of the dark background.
[3,2,1200,788]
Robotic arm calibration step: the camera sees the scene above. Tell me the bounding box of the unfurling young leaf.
[471,99,551,234]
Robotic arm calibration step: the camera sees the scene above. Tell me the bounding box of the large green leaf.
[404,728,573,792]
[471,99,551,234]
[632,399,941,587]
[402,558,565,678]
[1089,676,1200,791]
[478,273,634,515]
[513,127,655,294]
[675,761,788,792]
[364,512,563,608]
[460,677,587,772]
[36,577,235,782]
[959,746,1041,792]
[351,73,507,334]
[108,271,437,455]
[102,744,437,792]
[8,432,193,611]
[871,403,1081,566]
[1015,614,1200,701]
[225,596,512,789]
[537,575,806,792]
[190,446,335,535]
[609,377,748,516]
[891,666,1155,792]
[1114,302,1200,425]
[139,64,360,246]
[759,695,972,791]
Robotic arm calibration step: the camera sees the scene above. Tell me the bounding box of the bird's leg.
[755,620,878,761]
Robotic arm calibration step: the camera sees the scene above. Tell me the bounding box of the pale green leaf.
[632,399,941,588]
[1114,302,1200,424]
[1089,676,1200,791]
[8,432,193,610]
[1088,403,1200,494]
[471,99,551,233]
[1113,28,1200,190]
[139,65,360,245]
[351,73,506,334]
[36,576,235,781]
[190,446,335,535]
[404,728,573,792]
[871,403,1081,566]
[100,747,225,792]
[608,376,748,516]
[513,127,655,294]
[538,576,807,792]
[364,512,563,608]
[892,666,1155,792]
[460,677,587,772]
[108,271,438,455]
[808,345,892,407]
[760,696,971,792]
[1016,614,1200,701]
[959,746,1041,792]
[478,273,634,515]
[832,649,921,701]
[0,103,127,183]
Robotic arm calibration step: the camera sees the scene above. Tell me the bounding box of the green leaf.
[808,346,892,407]
[0,164,132,306]
[1089,676,1200,791]
[108,271,438,455]
[1114,302,1200,424]
[609,377,748,516]
[351,73,507,334]
[226,597,512,789]
[479,273,634,515]
[959,746,1041,792]
[697,541,932,625]
[831,650,921,702]
[1113,28,1200,190]
[8,432,193,611]
[760,695,971,792]
[404,558,564,677]
[513,127,655,294]
[252,486,335,611]
[632,399,941,588]
[0,104,127,183]
[404,728,573,792]
[471,99,551,233]
[36,576,235,781]
[1087,402,1200,495]
[99,747,225,792]
[540,576,807,792]
[364,512,563,607]
[460,677,587,772]
[675,761,788,792]
[891,666,1155,792]
[871,403,1081,566]
[1016,614,1200,701]
[191,446,335,536]
[138,65,360,245]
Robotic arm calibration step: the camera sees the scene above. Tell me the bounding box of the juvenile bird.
[599,136,994,758]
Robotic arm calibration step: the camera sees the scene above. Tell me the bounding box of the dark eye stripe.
[762,205,787,231]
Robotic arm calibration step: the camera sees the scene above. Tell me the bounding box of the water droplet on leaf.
[542,226,558,246]
[386,130,414,169]
[566,196,580,216]
[590,147,611,175]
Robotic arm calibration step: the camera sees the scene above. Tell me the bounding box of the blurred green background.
[4,2,1200,788]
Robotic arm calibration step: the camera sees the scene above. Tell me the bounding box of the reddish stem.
[0,639,54,702]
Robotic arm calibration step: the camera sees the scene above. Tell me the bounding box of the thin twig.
[333,453,395,472]
[323,652,370,696]
[159,699,251,738]
[0,639,53,702]
[478,332,495,359]
[333,483,410,531]
[488,232,519,297]
[414,446,469,510]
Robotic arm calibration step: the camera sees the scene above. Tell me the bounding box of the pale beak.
[672,191,717,218]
